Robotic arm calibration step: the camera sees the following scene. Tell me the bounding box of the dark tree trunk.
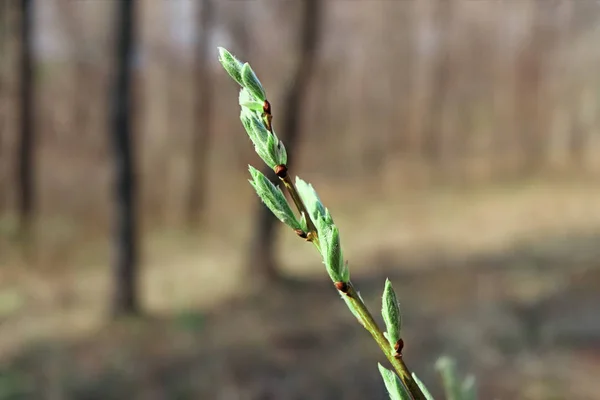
[110,0,139,316]
[187,0,214,228]
[16,0,34,238]
[0,0,9,212]
[247,0,323,284]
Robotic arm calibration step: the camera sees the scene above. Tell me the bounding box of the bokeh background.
[1,0,600,398]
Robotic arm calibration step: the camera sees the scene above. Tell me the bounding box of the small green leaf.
[436,356,462,400]
[240,108,278,168]
[218,47,244,86]
[382,279,402,349]
[323,207,334,225]
[248,166,301,231]
[323,225,348,283]
[461,374,477,400]
[266,130,287,166]
[342,260,350,285]
[411,373,435,400]
[270,131,287,166]
[241,62,266,102]
[246,108,270,144]
[315,213,331,238]
[239,88,264,111]
[378,364,412,400]
[295,178,326,223]
[240,108,259,143]
[242,108,288,169]
[299,212,309,233]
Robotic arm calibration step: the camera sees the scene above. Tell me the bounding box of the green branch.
[217,46,476,400]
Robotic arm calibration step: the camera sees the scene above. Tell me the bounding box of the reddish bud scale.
[334,281,349,293]
[274,164,288,178]
[394,338,404,358]
[294,229,308,239]
[263,100,272,115]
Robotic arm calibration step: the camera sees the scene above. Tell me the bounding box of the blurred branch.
[421,0,453,169]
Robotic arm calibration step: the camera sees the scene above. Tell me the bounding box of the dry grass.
[1,180,600,398]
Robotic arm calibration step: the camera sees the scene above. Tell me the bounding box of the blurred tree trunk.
[385,2,411,156]
[407,0,432,172]
[491,1,517,179]
[110,0,139,316]
[187,0,214,228]
[57,0,92,142]
[16,0,34,239]
[516,0,554,175]
[547,0,573,170]
[247,0,323,284]
[0,0,9,212]
[566,5,586,167]
[421,0,453,171]
[164,38,183,226]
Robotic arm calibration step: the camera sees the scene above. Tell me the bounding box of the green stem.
[346,284,426,400]
[279,167,422,399]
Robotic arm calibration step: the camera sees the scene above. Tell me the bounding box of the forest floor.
[1,180,600,399]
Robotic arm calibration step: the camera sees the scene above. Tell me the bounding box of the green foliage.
[0,369,32,399]
[241,63,266,102]
[238,88,264,111]
[239,107,287,168]
[461,375,477,400]
[382,279,402,349]
[412,373,435,400]
[321,224,349,283]
[217,47,244,86]
[436,357,477,400]
[218,46,477,400]
[247,166,301,230]
[295,177,326,224]
[378,364,412,400]
[174,310,206,333]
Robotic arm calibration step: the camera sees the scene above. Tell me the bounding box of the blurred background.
[1,0,600,398]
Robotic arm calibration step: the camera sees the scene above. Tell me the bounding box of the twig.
[341,282,426,400]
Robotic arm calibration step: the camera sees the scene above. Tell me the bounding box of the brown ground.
[1,181,600,399]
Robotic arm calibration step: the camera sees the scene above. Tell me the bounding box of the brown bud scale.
[263,100,272,115]
[394,338,404,354]
[334,281,349,293]
[294,229,308,239]
[274,164,288,178]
